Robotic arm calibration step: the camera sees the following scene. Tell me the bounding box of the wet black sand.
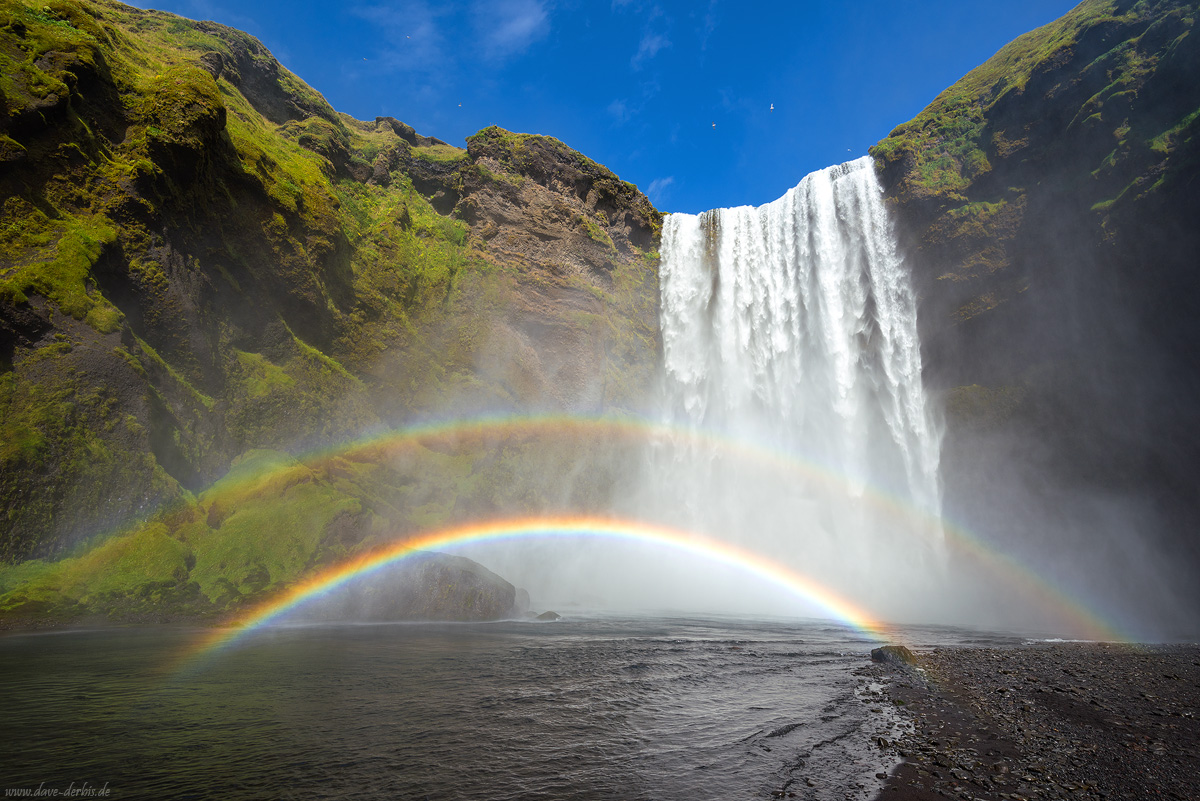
[865,642,1200,801]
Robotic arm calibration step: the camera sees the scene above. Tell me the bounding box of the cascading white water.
[650,157,945,616]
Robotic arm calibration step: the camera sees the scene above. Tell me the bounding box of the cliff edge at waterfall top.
[118,0,1081,213]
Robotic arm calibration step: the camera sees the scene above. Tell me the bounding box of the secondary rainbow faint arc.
[191,412,1128,642]
[185,515,893,663]
[214,412,944,537]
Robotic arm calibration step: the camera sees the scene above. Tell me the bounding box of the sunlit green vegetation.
[870,0,1197,209]
[0,0,663,620]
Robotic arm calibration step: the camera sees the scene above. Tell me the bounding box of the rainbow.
[180,515,893,667]
[194,412,1128,640]
[205,412,946,543]
[163,412,1130,646]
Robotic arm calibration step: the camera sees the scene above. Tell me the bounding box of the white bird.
[712,122,716,129]
[770,103,774,111]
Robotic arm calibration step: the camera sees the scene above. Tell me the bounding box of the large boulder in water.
[304,552,518,622]
[871,645,917,666]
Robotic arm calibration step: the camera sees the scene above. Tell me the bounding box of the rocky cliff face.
[872,0,1200,613]
[0,0,661,572]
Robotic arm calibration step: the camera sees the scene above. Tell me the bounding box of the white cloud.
[646,176,674,205]
[699,0,718,51]
[632,31,670,68]
[623,5,671,70]
[352,0,548,74]
[352,2,446,74]
[473,0,550,62]
[607,98,630,123]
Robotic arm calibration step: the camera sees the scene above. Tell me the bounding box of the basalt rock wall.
[872,0,1200,603]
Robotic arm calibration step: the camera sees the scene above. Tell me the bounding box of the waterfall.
[651,157,944,613]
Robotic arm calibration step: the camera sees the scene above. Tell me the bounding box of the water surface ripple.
[1,616,1012,800]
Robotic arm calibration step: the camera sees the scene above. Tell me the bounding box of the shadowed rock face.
[397,125,663,414]
[0,0,661,564]
[871,645,918,666]
[301,552,521,623]
[872,0,1200,620]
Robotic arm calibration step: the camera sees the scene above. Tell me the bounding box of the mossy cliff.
[873,0,1200,572]
[0,0,660,620]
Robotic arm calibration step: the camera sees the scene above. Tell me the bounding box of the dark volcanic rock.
[303,552,518,623]
[872,645,918,666]
[871,0,1200,621]
[875,0,1200,484]
[464,125,660,252]
[866,643,1200,801]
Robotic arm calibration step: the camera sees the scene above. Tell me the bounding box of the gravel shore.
[863,642,1200,801]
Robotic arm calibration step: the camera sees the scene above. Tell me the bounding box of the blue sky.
[130,0,1079,213]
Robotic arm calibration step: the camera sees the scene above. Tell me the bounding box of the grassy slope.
[870,0,1200,424]
[0,432,648,622]
[872,0,1198,212]
[0,0,660,621]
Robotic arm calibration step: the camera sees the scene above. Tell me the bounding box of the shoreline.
[866,642,1200,801]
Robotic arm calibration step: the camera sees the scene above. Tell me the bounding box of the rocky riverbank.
[864,642,1200,801]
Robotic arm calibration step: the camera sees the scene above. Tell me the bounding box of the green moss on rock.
[0,0,664,621]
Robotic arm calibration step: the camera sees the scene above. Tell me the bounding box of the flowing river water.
[0,617,1027,800]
